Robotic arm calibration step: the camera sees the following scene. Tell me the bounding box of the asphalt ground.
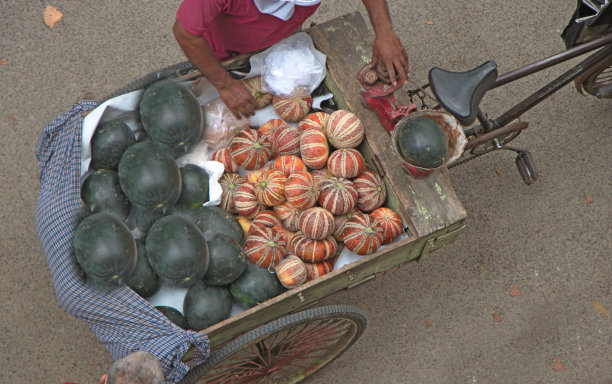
[1,1,610,383]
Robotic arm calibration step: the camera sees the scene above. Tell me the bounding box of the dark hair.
[106,351,165,384]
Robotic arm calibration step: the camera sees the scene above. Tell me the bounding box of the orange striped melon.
[289,232,337,263]
[370,207,403,244]
[248,210,282,236]
[273,94,312,122]
[333,208,362,242]
[318,177,357,216]
[270,124,301,156]
[258,119,289,138]
[273,155,307,177]
[273,201,301,232]
[304,260,334,281]
[285,171,319,210]
[327,148,365,179]
[325,110,364,149]
[254,170,287,206]
[300,128,329,169]
[275,255,307,288]
[299,207,335,240]
[342,213,384,255]
[229,129,272,170]
[235,182,263,218]
[211,147,237,173]
[298,111,329,131]
[219,173,246,213]
[245,226,286,268]
[241,75,273,109]
[353,171,386,212]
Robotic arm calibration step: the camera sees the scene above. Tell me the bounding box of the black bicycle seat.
[428,61,498,126]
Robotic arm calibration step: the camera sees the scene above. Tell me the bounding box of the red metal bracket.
[358,64,430,177]
[361,91,418,136]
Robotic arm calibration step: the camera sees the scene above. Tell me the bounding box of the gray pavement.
[1,1,610,383]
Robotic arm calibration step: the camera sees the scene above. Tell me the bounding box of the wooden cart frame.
[104,12,467,383]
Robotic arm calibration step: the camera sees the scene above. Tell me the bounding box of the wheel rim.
[470,130,521,155]
[198,316,361,383]
[582,63,612,96]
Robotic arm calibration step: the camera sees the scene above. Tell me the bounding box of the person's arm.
[172,20,256,118]
[361,0,410,86]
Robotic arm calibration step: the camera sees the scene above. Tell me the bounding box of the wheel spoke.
[185,306,367,384]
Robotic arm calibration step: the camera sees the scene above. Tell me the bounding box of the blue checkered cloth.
[34,101,210,383]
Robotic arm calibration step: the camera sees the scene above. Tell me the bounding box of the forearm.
[172,20,231,91]
[172,20,255,118]
[361,0,395,35]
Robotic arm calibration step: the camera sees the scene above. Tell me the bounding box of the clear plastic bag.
[202,98,250,151]
[248,32,327,96]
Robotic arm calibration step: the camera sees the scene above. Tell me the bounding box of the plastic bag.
[248,32,327,96]
[202,98,250,151]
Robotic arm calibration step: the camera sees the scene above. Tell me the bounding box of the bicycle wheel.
[179,305,367,384]
[580,57,612,96]
[470,131,522,155]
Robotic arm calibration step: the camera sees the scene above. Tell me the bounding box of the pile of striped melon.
[214,76,404,289]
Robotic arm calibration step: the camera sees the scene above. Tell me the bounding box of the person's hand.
[371,28,410,86]
[218,76,257,119]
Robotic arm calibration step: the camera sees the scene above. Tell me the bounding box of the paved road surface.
[1,1,610,383]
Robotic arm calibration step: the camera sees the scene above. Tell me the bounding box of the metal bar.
[493,34,612,88]
[493,44,612,128]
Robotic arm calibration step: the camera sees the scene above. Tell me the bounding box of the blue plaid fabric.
[34,101,210,383]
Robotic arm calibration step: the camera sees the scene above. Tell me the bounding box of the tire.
[580,57,612,97]
[179,305,367,384]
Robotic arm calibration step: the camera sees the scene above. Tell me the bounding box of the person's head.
[99,351,165,384]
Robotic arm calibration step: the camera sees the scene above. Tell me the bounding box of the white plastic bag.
[248,32,327,96]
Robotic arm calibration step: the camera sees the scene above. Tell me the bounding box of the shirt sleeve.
[176,0,226,36]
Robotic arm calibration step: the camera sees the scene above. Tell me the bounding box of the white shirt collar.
[253,0,321,21]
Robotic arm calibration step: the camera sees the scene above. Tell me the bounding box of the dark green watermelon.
[183,281,232,331]
[193,206,244,245]
[74,213,137,285]
[139,80,204,158]
[229,262,283,308]
[90,120,136,170]
[397,116,449,169]
[165,204,198,223]
[177,164,210,209]
[203,233,246,286]
[118,141,182,210]
[155,306,189,330]
[146,215,209,287]
[125,204,164,234]
[81,169,130,221]
[124,240,159,297]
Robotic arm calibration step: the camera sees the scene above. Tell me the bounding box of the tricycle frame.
[102,12,468,381]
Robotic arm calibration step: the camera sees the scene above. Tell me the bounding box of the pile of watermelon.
[73,76,405,331]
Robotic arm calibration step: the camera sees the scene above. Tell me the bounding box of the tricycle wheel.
[179,305,366,384]
[579,58,612,97]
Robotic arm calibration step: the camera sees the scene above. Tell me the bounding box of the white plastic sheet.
[248,32,327,96]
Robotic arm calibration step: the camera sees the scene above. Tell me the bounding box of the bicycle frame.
[485,33,612,131]
[404,32,611,183]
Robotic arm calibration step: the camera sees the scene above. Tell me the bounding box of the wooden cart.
[107,12,467,384]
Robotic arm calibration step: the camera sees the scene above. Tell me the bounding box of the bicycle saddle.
[428,61,498,126]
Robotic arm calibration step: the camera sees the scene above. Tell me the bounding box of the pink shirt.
[177,0,319,60]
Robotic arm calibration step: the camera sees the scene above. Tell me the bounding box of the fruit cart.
[120,13,464,383]
[39,12,466,384]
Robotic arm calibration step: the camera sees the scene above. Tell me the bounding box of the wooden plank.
[181,14,468,354]
[201,220,464,348]
[307,13,467,238]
